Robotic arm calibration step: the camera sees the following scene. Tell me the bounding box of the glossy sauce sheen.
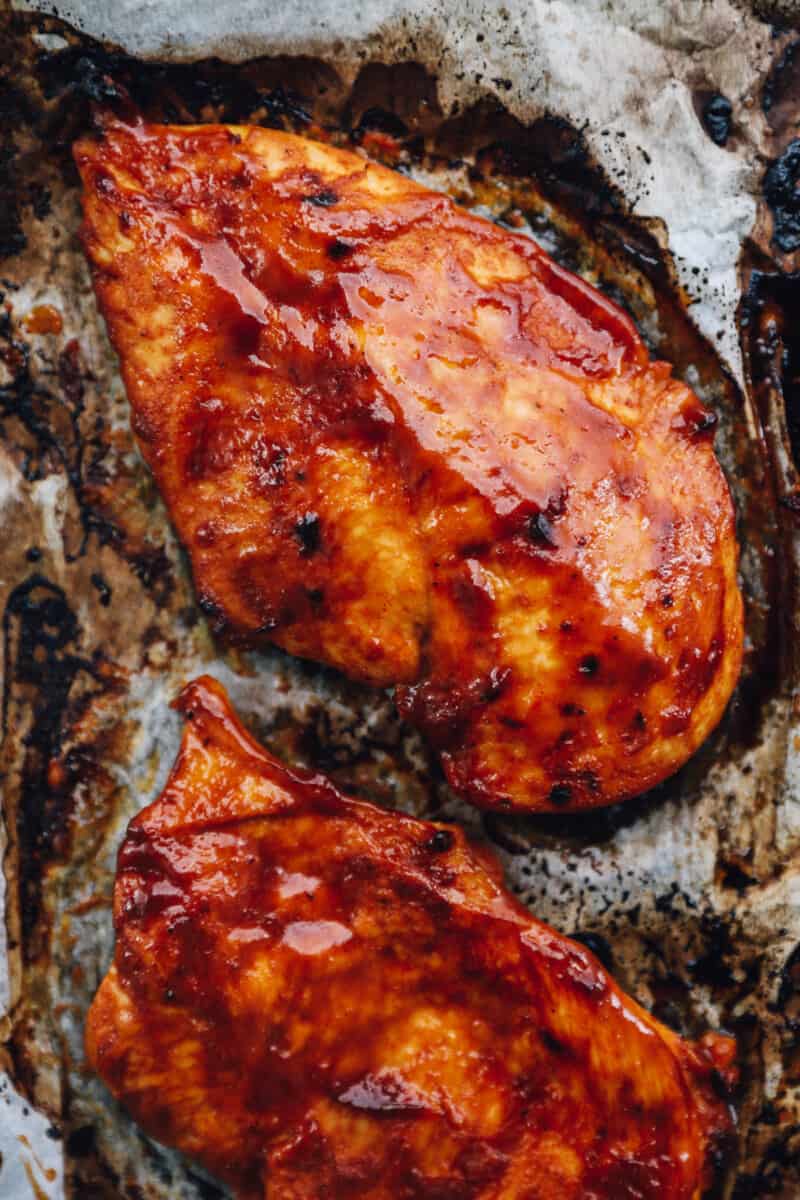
[74,121,744,812]
[86,677,736,1200]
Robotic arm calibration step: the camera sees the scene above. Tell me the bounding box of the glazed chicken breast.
[75,121,743,812]
[87,676,735,1200]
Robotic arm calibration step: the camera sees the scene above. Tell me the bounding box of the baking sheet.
[2,0,800,1195]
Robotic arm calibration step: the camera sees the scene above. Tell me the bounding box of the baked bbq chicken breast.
[87,676,735,1199]
[75,121,744,813]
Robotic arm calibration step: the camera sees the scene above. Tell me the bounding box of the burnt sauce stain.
[764,140,800,253]
[762,37,800,131]
[0,303,120,560]
[0,290,177,599]
[1,575,99,947]
[695,92,733,147]
[0,7,794,1197]
[737,269,799,732]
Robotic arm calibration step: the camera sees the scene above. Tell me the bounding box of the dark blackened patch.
[701,94,733,146]
[526,510,556,547]
[718,859,756,893]
[520,490,567,550]
[1,576,98,945]
[539,1028,565,1055]
[548,782,573,806]
[65,1125,96,1158]
[183,1169,229,1200]
[777,941,800,1013]
[37,43,125,106]
[481,666,511,702]
[733,1127,800,1200]
[0,77,38,258]
[304,188,339,207]
[764,140,800,253]
[345,62,440,149]
[734,267,796,750]
[128,544,174,605]
[352,106,409,141]
[672,405,718,439]
[762,38,800,130]
[579,654,600,676]
[570,930,614,973]
[743,271,800,473]
[197,593,228,636]
[426,828,454,854]
[328,239,354,261]
[307,587,325,612]
[0,317,123,559]
[227,311,262,359]
[295,512,321,555]
[687,915,751,992]
[464,111,621,223]
[260,85,312,129]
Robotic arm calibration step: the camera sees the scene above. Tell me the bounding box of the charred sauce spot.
[197,593,227,635]
[227,311,263,359]
[548,782,573,806]
[700,93,733,147]
[570,930,615,973]
[671,404,718,439]
[743,270,800,475]
[328,239,354,261]
[307,587,325,612]
[519,489,567,549]
[526,510,556,547]
[764,140,800,254]
[539,1028,564,1054]
[426,828,454,854]
[65,1125,96,1159]
[304,188,339,207]
[763,37,800,131]
[352,107,410,143]
[482,666,511,702]
[295,512,321,555]
[2,575,101,944]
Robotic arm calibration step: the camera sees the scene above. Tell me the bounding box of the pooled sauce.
[23,304,63,335]
[75,120,743,812]
[86,676,737,1200]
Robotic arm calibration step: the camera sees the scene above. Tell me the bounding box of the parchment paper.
[2,1,800,1196]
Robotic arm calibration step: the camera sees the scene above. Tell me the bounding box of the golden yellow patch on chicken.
[74,121,743,812]
[86,677,736,1199]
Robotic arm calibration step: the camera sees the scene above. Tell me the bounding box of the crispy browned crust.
[74,121,743,811]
